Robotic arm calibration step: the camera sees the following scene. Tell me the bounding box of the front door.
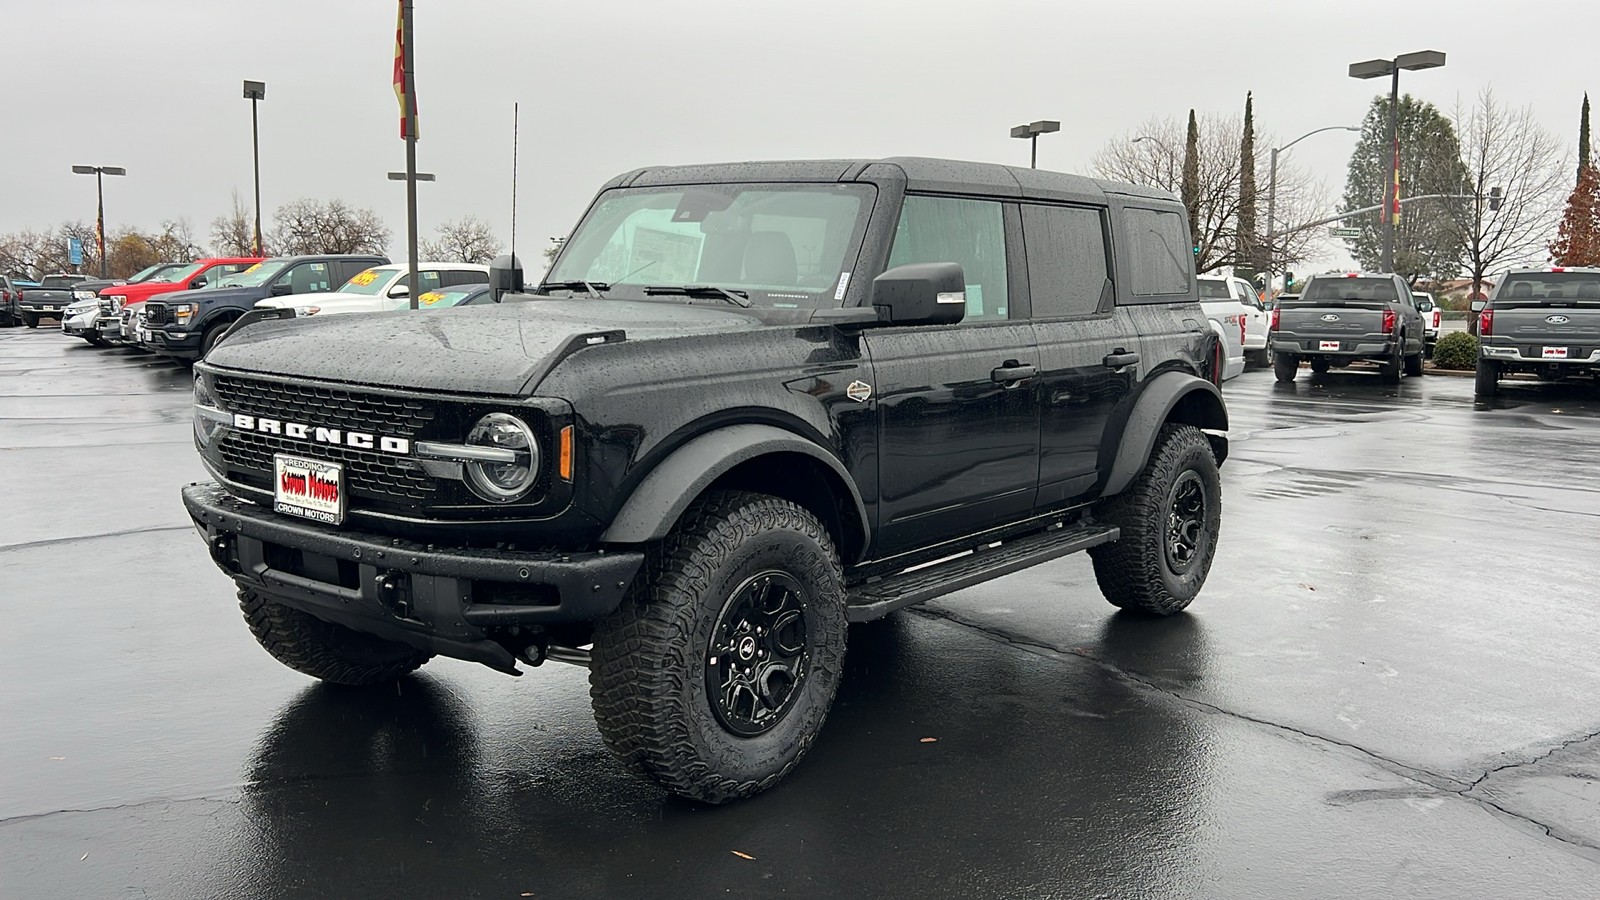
[865,195,1040,556]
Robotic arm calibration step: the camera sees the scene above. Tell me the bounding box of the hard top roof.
[606,156,1178,206]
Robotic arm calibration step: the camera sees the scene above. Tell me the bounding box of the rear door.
[863,194,1041,554]
[1022,202,1135,508]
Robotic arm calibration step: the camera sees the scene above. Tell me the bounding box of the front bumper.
[61,311,100,336]
[182,482,644,672]
[146,326,203,358]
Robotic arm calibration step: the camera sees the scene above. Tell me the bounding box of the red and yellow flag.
[392,1,418,139]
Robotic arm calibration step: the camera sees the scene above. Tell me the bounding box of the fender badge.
[847,380,873,402]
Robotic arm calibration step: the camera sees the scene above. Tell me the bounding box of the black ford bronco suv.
[183,158,1228,802]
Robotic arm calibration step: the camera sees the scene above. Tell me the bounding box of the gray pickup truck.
[1270,272,1426,383]
[1475,267,1600,398]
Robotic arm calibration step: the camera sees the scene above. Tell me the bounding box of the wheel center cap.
[738,636,757,660]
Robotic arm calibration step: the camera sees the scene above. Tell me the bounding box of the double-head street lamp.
[242,80,266,256]
[1131,134,1178,186]
[1348,50,1447,274]
[1010,120,1060,169]
[70,165,125,277]
[1263,125,1360,292]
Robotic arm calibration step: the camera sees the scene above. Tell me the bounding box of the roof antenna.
[509,101,519,267]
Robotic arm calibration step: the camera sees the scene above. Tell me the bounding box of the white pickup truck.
[1413,290,1442,356]
[255,262,489,316]
[1198,275,1264,377]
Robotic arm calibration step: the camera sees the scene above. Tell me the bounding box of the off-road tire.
[1273,352,1298,382]
[22,313,39,328]
[239,588,432,685]
[1404,352,1424,377]
[1379,338,1403,384]
[1089,424,1221,616]
[589,490,848,803]
[1474,358,1500,398]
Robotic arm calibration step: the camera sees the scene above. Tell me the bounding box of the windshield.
[128,264,172,282]
[158,262,206,284]
[1197,279,1233,300]
[1495,272,1600,306]
[219,260,290,288]
[547,183,875,308]
[1301,277,1399,303]
[336,266,401,295]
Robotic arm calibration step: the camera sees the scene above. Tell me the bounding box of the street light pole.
[1132,135,1178,187]
[1349,50,1446,274]
[1010,120,1061,169]
[243,80,266,256]
[70,164,125,277]
[1263,125,1360,295]
[399,0,421,309]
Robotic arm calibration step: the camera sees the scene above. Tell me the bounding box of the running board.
[845,523,1119,622]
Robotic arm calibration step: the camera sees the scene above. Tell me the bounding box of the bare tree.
[211,191,259,257]
[420,215,503,263]
[1094,113,1328,275]
[270,199,391,256]
[1447,88,1570,297]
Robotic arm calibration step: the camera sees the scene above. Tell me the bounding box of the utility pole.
[399,0,421,310]
[243,80,266,256]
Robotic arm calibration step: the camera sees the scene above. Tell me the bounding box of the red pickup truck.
[96,257,260,344]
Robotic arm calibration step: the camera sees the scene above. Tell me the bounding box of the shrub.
[1432,331,1478,370]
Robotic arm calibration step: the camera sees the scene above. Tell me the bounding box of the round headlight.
[463,413,539,502]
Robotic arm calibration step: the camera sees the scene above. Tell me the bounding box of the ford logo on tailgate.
[1546,315,1570,324]
[1320,314,1340,322]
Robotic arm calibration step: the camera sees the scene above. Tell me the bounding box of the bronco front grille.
[214,375,437,437]
[219,430,438,503]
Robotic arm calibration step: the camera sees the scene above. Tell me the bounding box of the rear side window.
[442,269,488,287]
[1197,279,1232,300]
[1122,208,1191,296]
[1303,277,1398,302]
[888,195,1009,322]
[1021,204,1110,318]
[1496,273,1600,304]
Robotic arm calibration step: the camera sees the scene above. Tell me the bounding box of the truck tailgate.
[1277,305,1386,337]
[1488,306,1600,359]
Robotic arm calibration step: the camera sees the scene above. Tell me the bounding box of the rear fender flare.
[1101,372,1228,498]
[598,423,871,560]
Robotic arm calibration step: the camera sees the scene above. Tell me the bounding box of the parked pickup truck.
[1413,290,1442,356]
[254,261,488,317]
[62,263,188,345]
[183,156,1228,804]
[1269,272,1426,383]
[143,254,385,359]
[1196,276,1247,380]
[1475,266,1600,398]
[95,258,262,345]
[17,274,91,327]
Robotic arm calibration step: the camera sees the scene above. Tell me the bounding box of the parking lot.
[3,326,1599,898]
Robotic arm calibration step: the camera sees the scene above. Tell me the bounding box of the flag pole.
[401,0,420,310]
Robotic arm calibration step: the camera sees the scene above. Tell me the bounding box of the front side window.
[888,195,1009,322]
[548,183,874,308]
[1123,207,1191,296]
[1022,204,1109,318]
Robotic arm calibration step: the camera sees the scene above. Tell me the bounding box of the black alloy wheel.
[706,571,810,737]
[1164,471,1208,577]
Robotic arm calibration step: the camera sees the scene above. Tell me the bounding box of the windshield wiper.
[539,280,610,299]
[644,285,752,308]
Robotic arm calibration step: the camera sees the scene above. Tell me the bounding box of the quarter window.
[1123,207,1191,296]
[1022,204,1110,318]
[887,196,1009,322]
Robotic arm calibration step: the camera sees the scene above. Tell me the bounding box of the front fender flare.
[598,423,871,557]
[1101,372,1228,498]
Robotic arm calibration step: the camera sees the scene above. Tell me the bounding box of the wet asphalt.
[3,326,1599,899]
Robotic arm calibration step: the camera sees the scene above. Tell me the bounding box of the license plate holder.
[1542,346,1569,359]
[273,454,345,525]
[1318,340,1341,351]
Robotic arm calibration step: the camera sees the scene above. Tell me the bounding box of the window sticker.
[418,291,445,306]
[348,269,380,286]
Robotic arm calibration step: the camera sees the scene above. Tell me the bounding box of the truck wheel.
[22,313,38,329]
[1379,340,1403,384]
[239,588,432,686]
[200,321,231,358]
[589,490,848,803]
[1273,352,1298,382]
[1404,352,1424,377]
[1474,359,1500,398]
[1089,424,1221,616]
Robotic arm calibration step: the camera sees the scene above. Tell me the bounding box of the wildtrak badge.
[230,413,411,455]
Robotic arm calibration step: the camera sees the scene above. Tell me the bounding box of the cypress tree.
[1237,92,1258,281]
[1182,109,1200,257]
[1579,92,1592,181]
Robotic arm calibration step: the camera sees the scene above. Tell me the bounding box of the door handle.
[991,362,1037,385]
[1102,350,1140,369]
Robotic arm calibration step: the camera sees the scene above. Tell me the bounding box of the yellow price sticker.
[242,263,262,274]
[418,291,445,306]
[349,269,380,286]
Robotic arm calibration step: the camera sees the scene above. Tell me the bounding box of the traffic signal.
[1193,245,1201,256]
[1488,187,1503,212]
[1284,271,1295,288]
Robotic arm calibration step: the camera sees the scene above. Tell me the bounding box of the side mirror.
[268,281,292,297]
[388,284,410,298]
[190,278,207,290]
[1470,300,1487,312]
[871,262,966,327]
[488,253,524,301]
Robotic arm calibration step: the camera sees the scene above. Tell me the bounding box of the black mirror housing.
[268,282,292,297]
[488,254,524,301]
[190,278,207,289]
[871,262,966,327]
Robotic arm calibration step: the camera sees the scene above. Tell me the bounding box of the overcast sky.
[2,0,1590,275]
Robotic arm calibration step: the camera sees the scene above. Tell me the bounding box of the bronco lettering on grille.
[231,414,410,455]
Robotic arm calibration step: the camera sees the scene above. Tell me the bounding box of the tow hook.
[208,534,238,573]
[376,570,414,619]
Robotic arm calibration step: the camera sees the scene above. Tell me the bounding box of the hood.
[204,299,772,395]
[103,279,191,302]
[157,284,268,307]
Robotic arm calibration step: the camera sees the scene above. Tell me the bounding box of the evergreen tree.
[1182,110,1200,255]
[1236,93,1258,284]
[1549,163,1600,266]
[1578,92,1592,181]
[1341,93,1469,283]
